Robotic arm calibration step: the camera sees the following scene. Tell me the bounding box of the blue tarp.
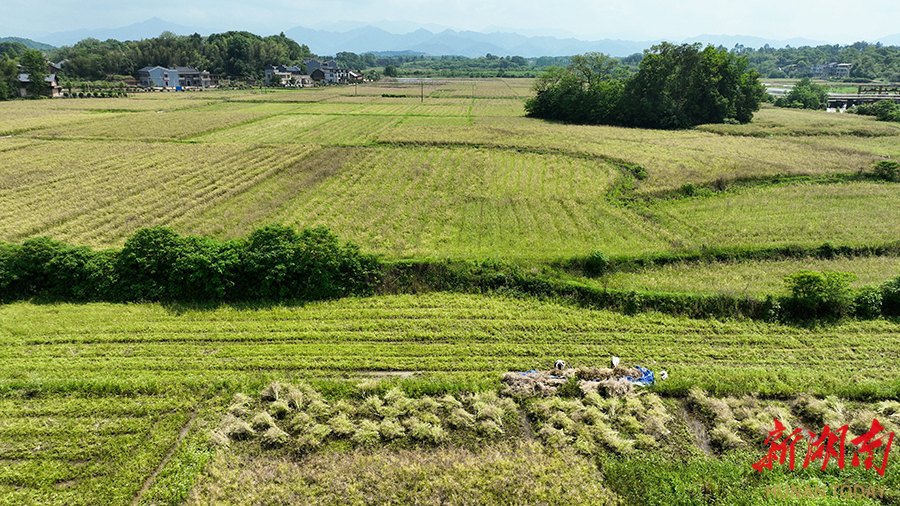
[623,366,654,387]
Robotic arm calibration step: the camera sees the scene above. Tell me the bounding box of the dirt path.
[131,410,198,506]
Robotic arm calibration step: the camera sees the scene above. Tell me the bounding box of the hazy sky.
[4,0,899,42]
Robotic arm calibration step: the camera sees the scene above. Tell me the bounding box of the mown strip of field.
[3,294,899,399]
[597,255,900,296]
[0,393,196,506]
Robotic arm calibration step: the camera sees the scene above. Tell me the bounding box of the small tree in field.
[783,270,856,320]
[872,160,899,182]
[881,276,900,316]
[774,78,827,110]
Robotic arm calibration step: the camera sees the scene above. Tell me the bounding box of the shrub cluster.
[773,77,827,110]
[852,100,900,122]
[0,224,380,302]
[781,270,857,320]
[781,270,900,321]
[870,160,900,182]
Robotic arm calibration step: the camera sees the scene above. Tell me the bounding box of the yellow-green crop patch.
[0,104,101,136]
[197,112,401,145]
[397,115,473,127]
[0,141,316,247]
[194,114,336,143]
[649,182,900,252]
[473,79,530,98]
[696,105,900,139]
[597,256,900,296]
[185,145,670,258]
[24,102,288,141]
[281,101,366,114]
[268,114,400,145]
[2,293,899,397]
[471,98,526,117]
[349,102,422,115]
[379,114,879,192]
[408,103,471,116]
[0,394,194,506]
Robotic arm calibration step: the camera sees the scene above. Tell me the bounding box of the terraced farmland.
[3,81,899,260]
[3,79,900,505]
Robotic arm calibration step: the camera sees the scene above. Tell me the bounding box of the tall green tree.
[526,44,764,129]
[524,64,624,125]
[0,55,18,99]
[621,43,764,128]
[568,52,623,87]
[20,49,48,96]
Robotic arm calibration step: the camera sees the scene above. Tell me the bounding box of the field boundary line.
[131,409,198,506]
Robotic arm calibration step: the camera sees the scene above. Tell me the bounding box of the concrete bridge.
[827,84,900,108]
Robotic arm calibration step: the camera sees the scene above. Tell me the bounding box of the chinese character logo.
[754,418,894,476]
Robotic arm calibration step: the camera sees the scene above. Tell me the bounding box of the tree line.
[6,31,900,98]
[0,225,379,303]
[2,34,575,84]
[737,41,900,81]
[13,28,900,83]
[41,31,315,81]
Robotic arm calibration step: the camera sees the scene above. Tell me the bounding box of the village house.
[17,73,61,98]
[16,60,63,98]
[265,65,313,86]
[138,66,211,88]
[811,62,853,79]
[303,58,352,84]
[783,62,853,79]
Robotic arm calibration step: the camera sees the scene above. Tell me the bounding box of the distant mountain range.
[282,26,839,58]
[6,18,900,58]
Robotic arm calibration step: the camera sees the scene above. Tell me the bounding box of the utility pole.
[421,81,424,103]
